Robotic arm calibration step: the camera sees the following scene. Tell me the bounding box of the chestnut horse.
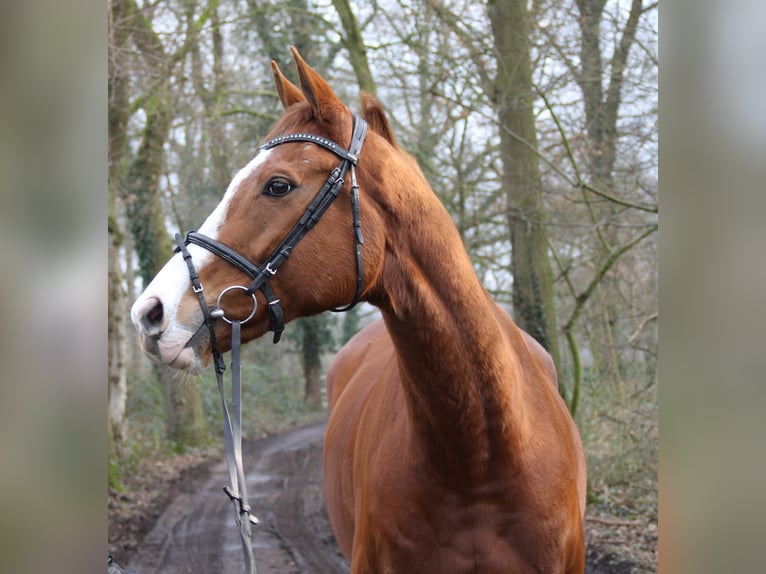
[131,48,586,573]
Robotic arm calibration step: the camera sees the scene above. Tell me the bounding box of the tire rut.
[128,420,349,573]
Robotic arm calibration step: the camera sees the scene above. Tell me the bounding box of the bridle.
[173,115,368,574]
[178,114,368,345]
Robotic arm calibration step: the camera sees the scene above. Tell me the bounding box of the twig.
[586,516,644,527]
[627,312,658,345]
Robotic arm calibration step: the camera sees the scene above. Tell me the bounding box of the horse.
[131,47,586,573]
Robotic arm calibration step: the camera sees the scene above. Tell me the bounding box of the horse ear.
[271,60,304,109]
[290,46,345,122]
[360,92,398,147]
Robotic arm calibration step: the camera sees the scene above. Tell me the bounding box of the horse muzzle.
[131,295,207,373]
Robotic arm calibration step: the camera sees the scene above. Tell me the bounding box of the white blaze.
[130,149,272,332]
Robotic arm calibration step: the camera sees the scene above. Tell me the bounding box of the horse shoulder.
[493,303,587,520]
[490,303,557,390]
[325,318,390,409]
[324,318,403,557]
[520,328,559,392]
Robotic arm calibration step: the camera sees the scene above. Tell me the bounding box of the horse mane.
[359,93,398,147]
[359,93,431,187]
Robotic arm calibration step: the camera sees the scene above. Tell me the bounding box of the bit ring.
[214,285,258,324]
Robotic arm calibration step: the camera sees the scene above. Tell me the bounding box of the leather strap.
[261,281,284,344]
[175,234,256,574]
[261,132,359,164]
[219,319,257,573]
[331,164,364,312]
[176,233,226,374]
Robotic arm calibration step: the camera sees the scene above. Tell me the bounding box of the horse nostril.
[136,296,165,335]
[147,300,163,325]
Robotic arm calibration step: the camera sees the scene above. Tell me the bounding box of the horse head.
[130,47,392,372]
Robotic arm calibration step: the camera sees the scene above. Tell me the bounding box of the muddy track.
[126,420,651,573]
[127,420,349,573]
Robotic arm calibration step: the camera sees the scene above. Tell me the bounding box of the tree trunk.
[248,0,328,72]
[488,0,561,374]
[301,316,324,410]
[108,0,130,461]
[124,0,208,448]
[341,306,361,345]
[187,0,230,192]
[108,217,128,460]
[125,102,208,449]
[161,368,208,448]
[574,0,645,386]
[124,231,145,377]
[331,0,377,94]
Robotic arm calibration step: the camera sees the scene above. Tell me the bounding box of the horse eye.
[265,179,293,197]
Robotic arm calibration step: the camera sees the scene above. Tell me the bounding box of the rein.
[176,237,258,573]
[172,116,367,574]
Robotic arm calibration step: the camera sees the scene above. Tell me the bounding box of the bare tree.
[530,0,658,412]
[423,0,561,372]
[331,0,377,94]
[119,0,209,448]
[488,0,561,371]
[108,0,130,461]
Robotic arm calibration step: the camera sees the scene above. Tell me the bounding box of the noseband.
[171,115,367,574]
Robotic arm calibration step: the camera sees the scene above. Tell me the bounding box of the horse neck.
[368,178,526,477]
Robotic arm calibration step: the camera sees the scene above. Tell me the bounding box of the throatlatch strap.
[331,163,364,313]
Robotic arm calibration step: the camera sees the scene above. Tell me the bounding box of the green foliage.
[124,340,323,444]
[197,360,318,440]
[341,307,362,345]
[108,456,124,492]
[112,338,325,487]
[285,315,337,356]
[116,374,177,480]
[576,366,658,520]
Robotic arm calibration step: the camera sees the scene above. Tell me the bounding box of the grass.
[576,366,658,521]
[197,361,319,441]
[110,337,327,489]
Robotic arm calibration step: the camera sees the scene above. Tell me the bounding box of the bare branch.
[605,0,644,133]
[627,312,658,345]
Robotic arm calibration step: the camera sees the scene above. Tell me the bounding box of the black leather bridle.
[172,115,368,574]
[176,114,367,345]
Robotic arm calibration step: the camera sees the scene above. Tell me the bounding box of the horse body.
[131,47,586,573]
[322,141,586,570]
[325,319,586,573]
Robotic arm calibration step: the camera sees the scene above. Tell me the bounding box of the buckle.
[223,486,259,524]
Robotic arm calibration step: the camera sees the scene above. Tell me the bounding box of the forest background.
[108,0,657,568]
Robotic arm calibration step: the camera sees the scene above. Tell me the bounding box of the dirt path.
[124,420,654,573]
[127,420,348,573]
